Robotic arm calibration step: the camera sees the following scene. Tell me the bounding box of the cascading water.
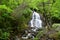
[30,11,42,31]
[22,11,42,39]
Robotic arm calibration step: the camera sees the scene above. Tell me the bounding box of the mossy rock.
[52,23,60,29]
[49,32,60,40]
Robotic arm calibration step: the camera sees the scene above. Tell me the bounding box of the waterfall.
[22,11,42,39]
[30,11,42,28]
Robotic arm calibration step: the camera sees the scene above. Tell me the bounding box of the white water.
[30,11,42,31]
[22,11,42,39]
